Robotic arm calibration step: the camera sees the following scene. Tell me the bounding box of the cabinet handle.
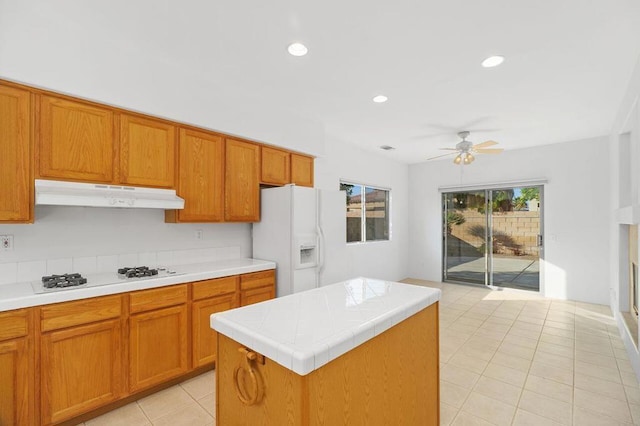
[233,347,262,406]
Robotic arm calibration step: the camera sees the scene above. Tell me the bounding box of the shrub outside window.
[340,182,390,243]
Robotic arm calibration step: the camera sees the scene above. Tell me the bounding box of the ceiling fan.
[427,131,503,165]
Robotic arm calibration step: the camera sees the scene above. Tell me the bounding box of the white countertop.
[0,258,275,312]
[210,277,441,376]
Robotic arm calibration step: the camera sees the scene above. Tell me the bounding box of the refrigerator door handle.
[316,189,325,286]
[317,224,326,276]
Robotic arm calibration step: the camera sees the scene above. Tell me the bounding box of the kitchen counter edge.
[0,258,276,312]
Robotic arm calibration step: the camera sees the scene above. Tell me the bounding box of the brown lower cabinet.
[240,270,276,306]
[40,319,123,424]
[129,304,189,392]
[128,284,189,392]
[0,309,34,426]
[1,269,274,425]
[39,295,123,425]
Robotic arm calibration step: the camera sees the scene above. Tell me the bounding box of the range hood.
[35,179,185,209]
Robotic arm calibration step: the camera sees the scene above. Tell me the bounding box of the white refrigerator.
[252,185,349,297]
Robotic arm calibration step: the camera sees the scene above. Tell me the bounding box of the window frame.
[340,180,391,244]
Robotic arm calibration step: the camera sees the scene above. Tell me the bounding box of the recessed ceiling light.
[287,42,308,57]
[481,55,505,68]
[373,95,388,103]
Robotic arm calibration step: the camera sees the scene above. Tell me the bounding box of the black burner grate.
[42,273,88,288]
[117,266,159,279]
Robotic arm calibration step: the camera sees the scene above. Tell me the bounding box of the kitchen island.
[210,277,441,425]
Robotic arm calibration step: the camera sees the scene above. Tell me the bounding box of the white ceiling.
[4,1,640,164]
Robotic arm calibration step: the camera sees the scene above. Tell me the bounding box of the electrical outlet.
[0,235,13,251]
[195,229,203,240]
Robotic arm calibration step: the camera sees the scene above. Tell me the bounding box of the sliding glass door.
[443,191,488,285]
[443,186,542,291]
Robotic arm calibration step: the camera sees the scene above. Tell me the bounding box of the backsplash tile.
[200,247,218,260]
[97,255,119,273]
[0,262,17,285]
[73,256,98,275]
[171,250,190,265]
[17,260,47,282]
[118,253,139,267]
[46,258,73,274]
[156,251,173,266]
[138,252,157,266]
[4,246,245,285]
[216,246,241,260]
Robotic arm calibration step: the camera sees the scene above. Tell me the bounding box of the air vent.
[379,145,396,151]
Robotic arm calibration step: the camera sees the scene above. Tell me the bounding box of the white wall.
[314,135,409,282]
[609,53,640,379]
[408,137,610,304]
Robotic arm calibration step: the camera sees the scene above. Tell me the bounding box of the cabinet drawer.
[240,270,275,291]
[0,309,29,341]
[240,286,275,306]
[41,295,122,332]
[192,276,238,301]
[130,284,187,314]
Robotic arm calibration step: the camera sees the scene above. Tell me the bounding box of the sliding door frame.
[441,183,545,291]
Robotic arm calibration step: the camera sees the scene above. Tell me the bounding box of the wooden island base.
[216,303,439,425]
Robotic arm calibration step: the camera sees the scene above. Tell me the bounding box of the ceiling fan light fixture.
[453,154,462,165]
[463,153,475,165]
[287,42,308,57]
[481,55,505,68]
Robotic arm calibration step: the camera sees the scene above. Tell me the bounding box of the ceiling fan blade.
[439,148,459,151]
[474,148,504,154]
[473,140,498,149]
[426,152,458,160]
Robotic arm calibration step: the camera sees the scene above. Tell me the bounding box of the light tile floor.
[80,280,640,426]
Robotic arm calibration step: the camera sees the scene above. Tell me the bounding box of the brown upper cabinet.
[291,153,314,187]
[3,79,315,224]
[0,84,32,223]
[225,138,260,222]
[261,146,290,185]
[166,128,225,222]
[37,95,115,183]
[120,114,175,188]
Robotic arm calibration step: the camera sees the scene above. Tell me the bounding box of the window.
[340,181,390,243]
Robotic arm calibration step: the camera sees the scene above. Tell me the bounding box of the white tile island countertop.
[210,277,441,375]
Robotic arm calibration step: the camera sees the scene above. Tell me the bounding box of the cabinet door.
[225,138,260,221]
[0,86,33,223]
[192,293,238,367]
[291,153,314,187]
[129,304,188,392]
[0,338,32,426]
[240,286,275,307]
[120,114,175,188]
[41,319,122,425]
[38,95,115,182]
[175,128,224,222]
[0,85,31,223]
[261,146,290,185]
